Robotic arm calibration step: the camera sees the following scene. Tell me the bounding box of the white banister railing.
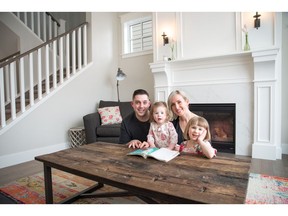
[13,12,61,43]
[0,22,88,132]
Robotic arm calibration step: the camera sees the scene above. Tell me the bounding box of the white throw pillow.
[98,106,123,125]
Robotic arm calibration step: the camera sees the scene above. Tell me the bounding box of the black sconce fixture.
[161,32,169,46]
[253,12,261,29]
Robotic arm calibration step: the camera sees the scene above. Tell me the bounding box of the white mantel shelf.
[150,47,282,160]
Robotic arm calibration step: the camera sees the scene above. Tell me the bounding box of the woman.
[167,90,198,144]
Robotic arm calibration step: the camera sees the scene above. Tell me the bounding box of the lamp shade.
[116,68,127,81]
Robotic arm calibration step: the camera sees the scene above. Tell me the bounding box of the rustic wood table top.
[35,142,251,204]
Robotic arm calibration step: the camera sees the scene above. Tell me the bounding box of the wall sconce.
[161,32,169,46]
[116,68,127,102]
[253,12,261,29]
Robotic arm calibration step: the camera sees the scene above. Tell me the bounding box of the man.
[119,89,151,148]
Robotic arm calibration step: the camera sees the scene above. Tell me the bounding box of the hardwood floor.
[0,160,43,186]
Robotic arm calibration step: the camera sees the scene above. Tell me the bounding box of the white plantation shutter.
[130,20,152,53]
[122,14,153,56]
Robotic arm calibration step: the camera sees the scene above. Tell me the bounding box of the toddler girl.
[141,101,178,150]
[176,116,217,159]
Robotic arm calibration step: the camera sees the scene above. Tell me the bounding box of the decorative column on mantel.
[251,48,282,160]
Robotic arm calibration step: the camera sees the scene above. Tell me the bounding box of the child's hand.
[197,129,207,143]
[174,144,180,151]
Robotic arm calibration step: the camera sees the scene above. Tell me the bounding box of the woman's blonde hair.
[149,101,172,122]
[183,116,211,141]
[167,90,189,119]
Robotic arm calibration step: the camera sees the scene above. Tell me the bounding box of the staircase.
[0,12,89,135]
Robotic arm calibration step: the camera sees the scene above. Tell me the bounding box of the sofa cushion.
[98,106,122,125]
[96,124,121,137]
[99,100,133,119]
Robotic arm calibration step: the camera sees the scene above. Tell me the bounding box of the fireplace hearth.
[189,103,236,154]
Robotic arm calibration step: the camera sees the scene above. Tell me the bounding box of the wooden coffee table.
[35,142,251,204]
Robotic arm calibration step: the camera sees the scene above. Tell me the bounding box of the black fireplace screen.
[189,103,235,153]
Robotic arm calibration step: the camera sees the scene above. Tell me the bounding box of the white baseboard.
[0,142,70,169]
[282,143,288,155]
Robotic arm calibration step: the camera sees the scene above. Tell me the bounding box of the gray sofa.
[83,100,133,144]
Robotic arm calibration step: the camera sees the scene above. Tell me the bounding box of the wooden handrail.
[0,22,88,68]
[46,12,61,27]
[0,51,20,64]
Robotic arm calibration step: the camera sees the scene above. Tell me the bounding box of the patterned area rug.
[1,170,288,204]
[245,173,288,204]
[0,169,145,204]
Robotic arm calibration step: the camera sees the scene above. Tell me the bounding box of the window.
[121,13,153,58]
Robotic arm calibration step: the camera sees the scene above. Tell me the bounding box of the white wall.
[117,12,154,102]
[282,12,288,153]
[151,12,288,157]
[0,20,19,60]
[0,12,43,54]
[0,12,121,168]
[119,54,154,102]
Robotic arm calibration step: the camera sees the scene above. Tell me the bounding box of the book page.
[149,148,180,162]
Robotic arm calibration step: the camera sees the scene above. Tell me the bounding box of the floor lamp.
[116,68,127,102]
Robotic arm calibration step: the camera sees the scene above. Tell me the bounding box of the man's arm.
[119,121,131,144]
[119,118,142,148]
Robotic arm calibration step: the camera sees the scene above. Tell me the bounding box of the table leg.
[43,164,53,204]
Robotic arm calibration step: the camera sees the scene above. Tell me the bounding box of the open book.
[127,147,180,162]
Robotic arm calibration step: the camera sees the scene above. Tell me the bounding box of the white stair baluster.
[43,13,46,42]
[29,52,34,106]
[54,21,58,38]
[66,34,70,79]
[53,40,57,89]
[45,44,50,94]
[37,12,41,38]
[0,67,6,127]
[83,25,87,66]
[4,65,10,104]
[48,15,52,40]
[77,28,82,70]
[72,30,76,74]
[59,37,64,84]
[9,62,16,120]
[19,57,25,113]
[23,12,27,26]
[37,48,42,100]
[31,12,34,32]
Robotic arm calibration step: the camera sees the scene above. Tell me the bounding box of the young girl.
[176,116,217,159]
[141,101,178,150]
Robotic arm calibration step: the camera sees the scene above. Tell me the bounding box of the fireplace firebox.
[189,103,235,154]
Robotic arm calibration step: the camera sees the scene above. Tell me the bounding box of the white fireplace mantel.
[150,48,282,160]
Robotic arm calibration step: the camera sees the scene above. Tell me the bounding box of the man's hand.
[139,141,150,149]
[127,140,142,148]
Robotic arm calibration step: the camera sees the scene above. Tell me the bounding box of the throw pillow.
[98,106,123,125]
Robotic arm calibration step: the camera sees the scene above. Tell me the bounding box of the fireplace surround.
[150,48,282,160]
[189,103,236,153]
